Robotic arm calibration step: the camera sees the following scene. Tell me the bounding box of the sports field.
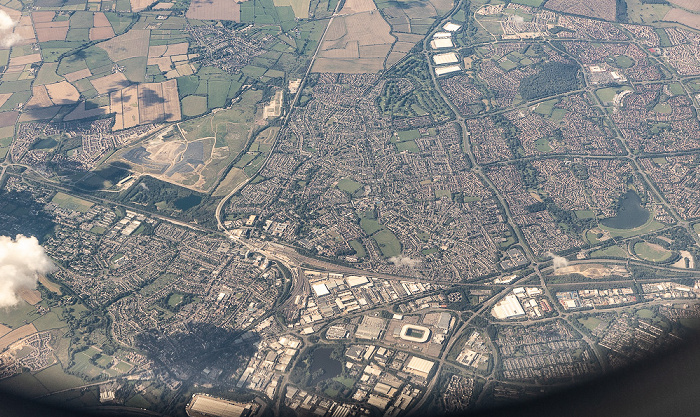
[52,192,94,212]
[634,241,673,262]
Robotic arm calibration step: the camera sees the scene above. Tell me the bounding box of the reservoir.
[308,347,342,385]
[600,190,649,229]
[174,195,202,210]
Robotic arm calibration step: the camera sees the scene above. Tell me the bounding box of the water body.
[600,190,650,229]
[173,195,201,210]
[308,347,342,385]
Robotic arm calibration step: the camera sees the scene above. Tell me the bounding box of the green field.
[633,241,673,262]
[669,82,685,96]
[167,293,184,307]
[373,229,402,258]
[614,55,634,69]
[574,210,595,219]
[590,245,628,259]
[534,137,552,152]
[360,217,383,235]
[653,103,672,114]
[595,86,631,104]
[0,372,49,398]
[396,129,421,142]
[181,95,208,117]
[636,308,654,319]
[349,240,366,258]
[34,364,86,392]
[32,311,67,331]
[626,0,671,25]
[578,317,602,332]
[396,140,420,153]
[337,178,362,193]
[0,299,41,328]
[534,99,557,116]
[51,192,94,213]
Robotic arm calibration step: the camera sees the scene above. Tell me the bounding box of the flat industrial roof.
[189,395,249,417]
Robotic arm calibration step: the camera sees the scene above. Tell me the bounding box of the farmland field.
[313,11,395,73]
[663,8,700,29]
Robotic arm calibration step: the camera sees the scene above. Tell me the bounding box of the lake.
[173,195,202,210]
[600,190,649,229]
[308,347,342,385]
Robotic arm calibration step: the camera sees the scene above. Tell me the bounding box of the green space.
[34,364,86,392]
[349,240,366,258]
[337,178,362,194]
[0,299,42,328]
[534,137,552,152]
[333,376,355,388]
[574,210,594,219]
[0,372,49,398]
[498,58,518,71]
[578,317,602,332]
[519,62,580,101]
[669,82,685,96]
[32,311,67,331]
[90,226,107,235]
[633,241,673,262]
[590,245,628,259]
[167,293,185,308]
[601,219,664,239]
[181,95,208,117]
[395,129,421,142]
[680,318,700,331]
[70,348,105,378]
[614,55,634,69]
[626,0,670,26]
[396,140,420,153]
[636,308,654,319]
[550,108,567,122]
[653,103,672,114]
[378,55,453,122]
[534,99,557,116]
[360,217,383,235]
[373,229,402,258]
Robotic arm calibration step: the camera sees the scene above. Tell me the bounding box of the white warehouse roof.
[433,52,459,65]
[312,283,329,297]
[435,65,461,76]
[491,294,525,319]
[405,356,435,378]
[430,38,454,49]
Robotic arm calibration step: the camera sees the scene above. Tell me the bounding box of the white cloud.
[0,235,55,308]
[388,255,421,268]
[0,10,21,48]
[546,251,569,270]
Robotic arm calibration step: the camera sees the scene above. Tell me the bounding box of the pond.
[173,195,202,210]
[308,347,342,385]
[600,190,649,229]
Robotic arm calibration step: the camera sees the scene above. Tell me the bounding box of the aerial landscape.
[2,0,700,415]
